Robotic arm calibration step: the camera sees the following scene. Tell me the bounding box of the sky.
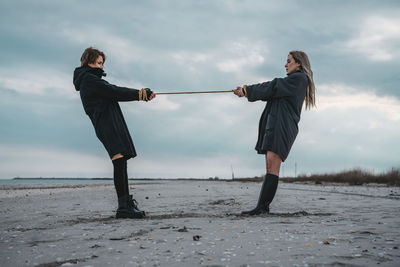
[0,0,399,179]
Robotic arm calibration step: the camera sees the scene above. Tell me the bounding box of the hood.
[73,66,106,91]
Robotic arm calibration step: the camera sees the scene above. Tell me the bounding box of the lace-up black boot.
[128,195,146,216]
[116,195,145,219]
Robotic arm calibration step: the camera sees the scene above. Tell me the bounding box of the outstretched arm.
[84,74,156,101]
[245,79,277,102]
[234,74,306,102]
[233,80,276,101]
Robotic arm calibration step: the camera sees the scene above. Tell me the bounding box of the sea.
[0,178,160,187]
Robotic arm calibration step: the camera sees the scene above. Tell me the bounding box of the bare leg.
[266,151,282,176]
[112,153,124,161]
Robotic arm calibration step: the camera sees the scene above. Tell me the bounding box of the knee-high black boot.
[113,158,128,198]
[241,173,279,215]
[113,158,145,219]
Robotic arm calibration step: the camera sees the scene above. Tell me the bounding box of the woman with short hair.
[234,50,316,215]
[73,47,155,219]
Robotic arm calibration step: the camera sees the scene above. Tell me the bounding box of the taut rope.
[156,90,234,95]
[139,88,234,101]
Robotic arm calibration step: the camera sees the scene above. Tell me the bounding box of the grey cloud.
[2,0,399,96]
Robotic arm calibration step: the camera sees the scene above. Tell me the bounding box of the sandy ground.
[1,180,399,267]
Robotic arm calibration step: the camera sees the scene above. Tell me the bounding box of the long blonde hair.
[290,50,316,109]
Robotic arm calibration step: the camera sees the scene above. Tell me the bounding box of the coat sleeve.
[246,73,306,102]
[246,79,278,102]
[83,74,140,101]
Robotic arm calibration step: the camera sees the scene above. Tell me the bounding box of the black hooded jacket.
[73,66,140,159]
[246,71,309,162]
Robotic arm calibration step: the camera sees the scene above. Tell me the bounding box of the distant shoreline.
[12,177,113,180]
[5,168,400,186]
[11,177,217,181]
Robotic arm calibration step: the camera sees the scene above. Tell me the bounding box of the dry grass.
[232,168,400,186]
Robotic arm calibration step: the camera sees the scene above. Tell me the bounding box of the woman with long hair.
[73,47,155,219]
[234,50,316,215]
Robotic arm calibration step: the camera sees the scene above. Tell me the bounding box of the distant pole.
[231,164,235,180]
[295,162,297,178]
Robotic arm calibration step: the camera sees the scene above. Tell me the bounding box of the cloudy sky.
[0,0,399,179]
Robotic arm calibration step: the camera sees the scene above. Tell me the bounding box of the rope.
[156,90,234,95]
[140,89,235,100]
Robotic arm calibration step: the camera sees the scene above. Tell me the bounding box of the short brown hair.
[80,47,106,66]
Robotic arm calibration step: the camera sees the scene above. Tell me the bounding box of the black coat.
[246,71,308,161]
[73,66,140,159]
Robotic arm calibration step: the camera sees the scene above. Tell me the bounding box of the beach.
[1,180,399,266]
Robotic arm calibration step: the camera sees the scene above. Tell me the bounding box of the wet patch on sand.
[208,198,238,205]
[61,211,335,225]
[28,238,65,247]
[332,253,395,264]
[7,216,117,231]
[35,255,98,267]
[109,229,152,240]
[312,262,362,267]
[145,212,226,220]
[7,211,335,234]
[236,211,334,218]
[10,226,49,232]
[64,216,115,225]
[148,210,334,220]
